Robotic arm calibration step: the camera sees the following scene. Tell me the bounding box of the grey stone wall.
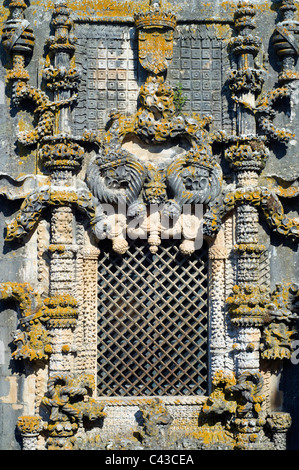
[0,0,298,450]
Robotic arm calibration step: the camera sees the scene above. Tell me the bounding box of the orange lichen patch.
[220,1,276,15]
[17,114,33,135]
[30,0,179,20]
[17,416,42,435]
[0,6,10,35]
[0,282,42,319]
[12,322,51,361]
[191,423,235,447]
[206,22,232,40]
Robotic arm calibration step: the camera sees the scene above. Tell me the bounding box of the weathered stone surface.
[0,0,298,450]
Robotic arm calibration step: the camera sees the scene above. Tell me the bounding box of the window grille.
[97,238,209,397]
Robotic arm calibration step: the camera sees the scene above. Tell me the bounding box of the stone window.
[97,239,209,396]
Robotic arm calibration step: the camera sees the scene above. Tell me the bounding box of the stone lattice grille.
[97,239,209,397]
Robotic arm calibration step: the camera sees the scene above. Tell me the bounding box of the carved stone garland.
[0,0,298,451]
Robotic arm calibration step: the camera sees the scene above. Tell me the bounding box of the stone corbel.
[0,282,52,361]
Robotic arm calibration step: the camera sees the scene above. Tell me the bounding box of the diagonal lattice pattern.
[97,239,209,397]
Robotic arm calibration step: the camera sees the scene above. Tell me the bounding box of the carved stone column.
[267,412,292,450]
[42,2,82,376]
[227,2,267,375]
[74,247,99,382]
[208,230,228,380]
[225,2,277,450]
[47,202,78,375]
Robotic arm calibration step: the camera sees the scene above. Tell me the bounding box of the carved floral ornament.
[0,0,299,451]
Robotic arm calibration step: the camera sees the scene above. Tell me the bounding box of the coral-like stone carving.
[5,187,96,242]
[196,370,274,450]
[42,373,106,450]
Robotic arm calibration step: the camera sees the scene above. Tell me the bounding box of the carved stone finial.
[280,0,297,21]
[48,0,76,56]
[234,1,257,34]
[1,0,35,81]
[272,0,299,81]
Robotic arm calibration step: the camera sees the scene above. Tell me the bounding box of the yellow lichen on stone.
[17,415,42,435]
[30,0,180,20]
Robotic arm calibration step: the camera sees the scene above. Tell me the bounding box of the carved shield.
[138,28,174,74]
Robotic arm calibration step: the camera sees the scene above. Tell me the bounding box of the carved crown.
[134,7,177,31]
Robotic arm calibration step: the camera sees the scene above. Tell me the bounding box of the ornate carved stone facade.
[0,0,298,451]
